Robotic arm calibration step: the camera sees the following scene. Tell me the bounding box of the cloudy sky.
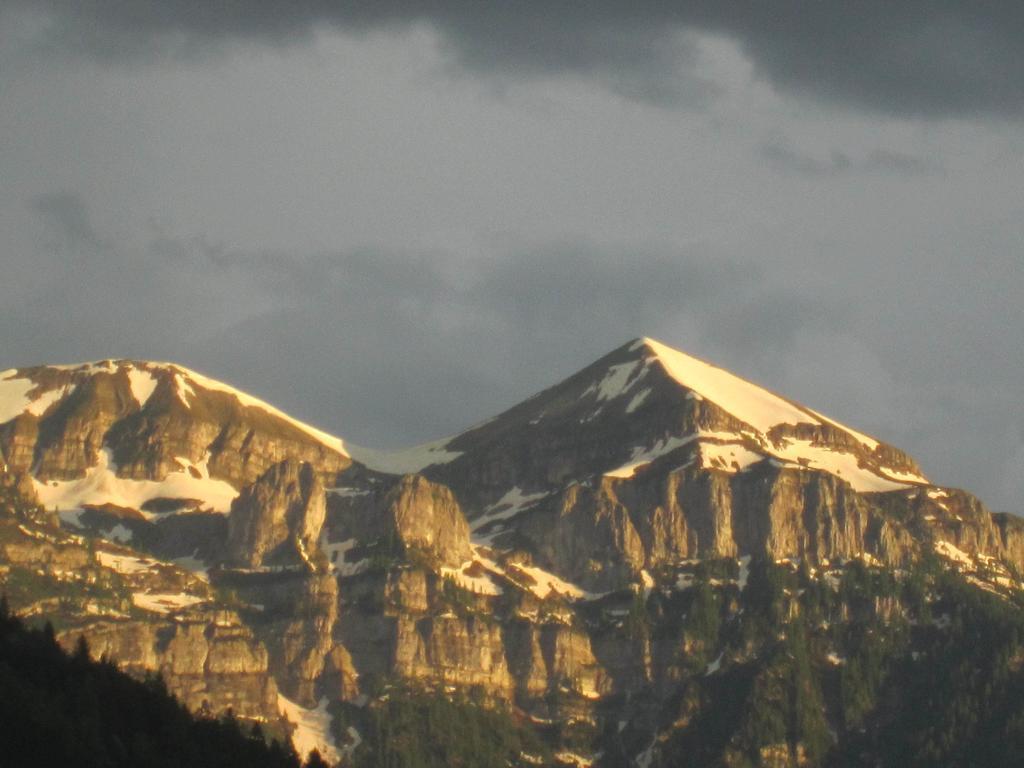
[1,2,1022,511]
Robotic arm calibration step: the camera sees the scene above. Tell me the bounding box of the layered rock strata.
[226,459,326,570]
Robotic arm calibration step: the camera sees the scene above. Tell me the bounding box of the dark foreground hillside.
[0,598,323,768]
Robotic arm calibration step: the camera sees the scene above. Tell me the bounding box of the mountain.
[1,339,1022,767]
[415,336,927,495]
[0,358,351,489]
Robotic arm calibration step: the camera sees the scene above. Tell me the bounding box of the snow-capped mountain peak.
[372,337,931,502]
[1,360,349,458]
[636,337,872,442]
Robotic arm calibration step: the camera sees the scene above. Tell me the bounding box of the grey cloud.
[7,1,1024,117]
[5,191,758,446]
[186,241,760,444]
[759,141,853,176]
[759,141,942,177]
[6,192,281,361]
[5,189,1023,512]
[30,192,106,254]
[863,148,942,175]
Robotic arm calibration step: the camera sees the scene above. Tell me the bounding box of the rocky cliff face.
[0,499,283,724]
[381,475,473,567]
[510,463,919,593]
[217,569,340,707]
[327,473,473,569]
[57,612,278,720]
[226,460,327,570]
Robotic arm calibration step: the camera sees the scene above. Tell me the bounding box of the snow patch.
[0,372,36,423]
[675,572,695,590]
[441,559,504,596]
[126,366,159,407]
[58,509,86,529]
[640,569,655,597]
[584,360,646,402]
[704,652,724,675]
[934,540,974,568]
[341,726,362,761]
[925,488,952,510]
[171,551,210,581]
[25,385,71,417]
[635,739,656,768]
[322,538,369,577]
[277,695,341,765]
[605,430,754,479]
[32,448,239,517]
[347,438,462,475]
[737,555,751,591]
[856,552,883,567]
[471,486,549,537]
[97,551,157,575]
[463,546,601,602]
[132,591,206,614]
[698,441,764,473]
[326,486,371,498]
[625,388,651,414]
[507,561,602,601]
[769,439,913,493]
[172,372,195,407]
[604,434,701,479]
[556,751,595,767]
[879,465,930,485]
[42,361,116,375]
[101,523,133,543]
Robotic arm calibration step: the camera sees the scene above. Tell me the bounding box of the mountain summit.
[398,336,927,497]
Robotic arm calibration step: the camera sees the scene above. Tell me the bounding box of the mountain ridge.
[0,336,930,493]
[2,337,1022,767]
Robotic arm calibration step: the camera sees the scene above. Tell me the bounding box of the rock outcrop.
[381,475,473,567]
[222,569,340,706]
[512,463,920,592]
[226,460,326,570]
[330,474,473,569]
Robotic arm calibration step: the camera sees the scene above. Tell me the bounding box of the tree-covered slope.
[0,599,321,768]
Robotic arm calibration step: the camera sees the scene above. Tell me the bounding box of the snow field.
[32,449,239,518]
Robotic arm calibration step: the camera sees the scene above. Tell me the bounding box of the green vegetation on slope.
[331,684,552,768]
[648,557,1024,768]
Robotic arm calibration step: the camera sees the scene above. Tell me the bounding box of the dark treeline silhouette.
[0,595,325,768]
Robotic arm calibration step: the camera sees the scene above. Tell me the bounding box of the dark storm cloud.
[4,190,760,447]
[7,1,1024,116]
[164,240,762,445]
[5,189,1023,511]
